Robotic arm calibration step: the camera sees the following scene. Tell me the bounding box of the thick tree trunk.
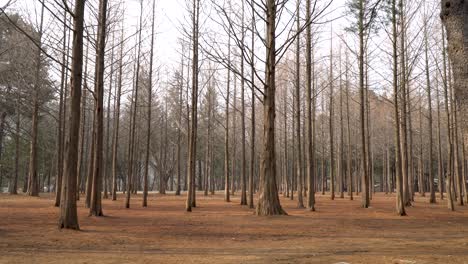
[58,0,85,230]
[255,0,286,216]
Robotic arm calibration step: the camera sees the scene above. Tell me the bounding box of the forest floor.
[0,191,468,264]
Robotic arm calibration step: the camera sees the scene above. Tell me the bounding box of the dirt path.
[0,192,467,263]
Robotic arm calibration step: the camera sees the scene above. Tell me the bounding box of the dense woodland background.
[0,0,467,229]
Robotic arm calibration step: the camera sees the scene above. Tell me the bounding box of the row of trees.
[0,0,467,230]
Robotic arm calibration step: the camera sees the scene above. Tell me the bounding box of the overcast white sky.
[1,0,443,101]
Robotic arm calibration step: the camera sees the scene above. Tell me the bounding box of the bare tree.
[58,0,86,230]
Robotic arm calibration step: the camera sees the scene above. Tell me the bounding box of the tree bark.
[186,0,200,211]
[27,2,45,197]
[255,0,286,216]
[143,0,156,207]
[89,0,108,217]
[58,0,85,230]
[358,0,369,208]
[295,0,304,208]
[393,0,406,215]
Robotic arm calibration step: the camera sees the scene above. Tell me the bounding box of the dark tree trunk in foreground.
[255,0,286,216]
[59,0,86,230]
[89,0,108,217]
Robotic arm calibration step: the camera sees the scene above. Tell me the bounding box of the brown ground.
[0,191,467,264]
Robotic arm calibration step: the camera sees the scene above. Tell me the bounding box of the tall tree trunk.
[339,47,345,199]
[345,51,353,200]
[249,0,255,209]
[224,27,231,203]
[436,73,444,199]
[358,0,369,207]
[55,9,67,205]
[440,0,468,209]
[176,51,184,196]
[399,0,411,206]
[186,0,200,211]
[112,25,124,201]
[255,0,286,216]
[295,0,304,208]
[424,13,436,203]
[126,2,143,209]
[143,0,156,207]
[305,0,315,210]
[76,41,88,200]
[329,35,335,201]
[103,34,116,200]
[240,0,247,205]
[58,0,85,229]
[9,96,20,195]
[27,2,45,197]
[89,0,108,217]
[441,27,454,210]
[392,0,405,215]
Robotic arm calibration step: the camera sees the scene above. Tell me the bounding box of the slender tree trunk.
[55,9,67,205]
[358,0,369,207]
[329,35,335,201]
[240,1,247,205]
[27,2,45,197]
[89,0,108,217]
[440,0,468,209]
[424,15,436,203]
[441,27,454,210]
[111,25,124,201]
[103,35,115,200]
[305,0,315,210]
[186,0,200,211]
[224,27,231,203]
[399,0,411,206]
[436,74,444,199]
[392,0,405,215]
[143,0,156,207]
[295,0,304,208]
[9,96,20,195]
[249,0,255,208]
[126,2,143,209]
